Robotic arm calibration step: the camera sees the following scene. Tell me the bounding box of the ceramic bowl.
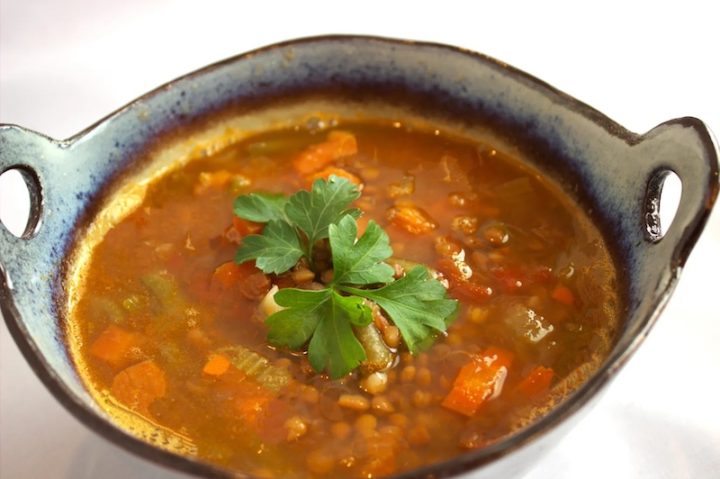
[1,36,718,478]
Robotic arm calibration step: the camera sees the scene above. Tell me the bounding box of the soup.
[67,118,619,478]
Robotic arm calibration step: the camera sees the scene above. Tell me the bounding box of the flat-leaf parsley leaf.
[233,175,458,378]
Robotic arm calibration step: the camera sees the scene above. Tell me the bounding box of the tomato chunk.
[111,359,166,415]
[89,325,142,368]
[551,284,575,306]
[515,366,554,398]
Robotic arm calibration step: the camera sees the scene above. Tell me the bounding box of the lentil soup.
[67,118,619,478]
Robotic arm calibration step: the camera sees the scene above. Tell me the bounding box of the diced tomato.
[489,264,554,293]
[436,257,493,302]
[442,347,514,416]
[232,217,263,236]
[210,261,262,289]
[111,359,166,415]
[515,366,554,398]
[231,381,289,444]
[89,325,143,368]
[490,266,525,293]
[551,284,575,306]
[293,130,358,174]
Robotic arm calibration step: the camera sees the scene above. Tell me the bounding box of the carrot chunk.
[515,366,554,398]
[442,347,513,416]
[203,353,231,376]
[293,130,358,174]
[387,204,437,235]
[89,325,142,368]
[111,359,166,415]
[551,284,575,306]
[307,166,363,188]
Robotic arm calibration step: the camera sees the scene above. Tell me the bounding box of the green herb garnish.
[234,176,458,378]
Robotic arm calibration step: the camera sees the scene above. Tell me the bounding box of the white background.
[1,1,719,478]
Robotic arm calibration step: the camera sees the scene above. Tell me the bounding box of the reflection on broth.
[67,118,618,478]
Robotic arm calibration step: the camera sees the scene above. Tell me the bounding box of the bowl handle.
[0,124,66,263]
[631,117,719,284]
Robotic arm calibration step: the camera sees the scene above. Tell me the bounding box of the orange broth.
[68,120,619,478]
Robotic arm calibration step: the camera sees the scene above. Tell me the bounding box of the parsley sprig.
[234,176,458,378]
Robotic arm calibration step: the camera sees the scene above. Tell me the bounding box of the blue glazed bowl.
[0,36,718,478]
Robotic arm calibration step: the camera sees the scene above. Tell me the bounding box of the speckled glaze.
[0,36,718,479]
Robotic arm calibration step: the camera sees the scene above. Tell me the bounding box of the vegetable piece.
[442,347,514,416]
[142,271,186,315]
[235,220,305,275]
[437,256,493,302]
[386,175,415,198]
[307,166,363,187]
[551,284,575,306]
[354,323,394,374]
[387,204,437,235]
[89,325,142,368]
[217,345,292,391]
[515,366,554,398]
[111,359,166,415]
[229,380,292,445]
[233,192,288,223]
[341,266,458,353]
[258,285,284,317]
[329,215,394,286]
[293,130,358,174]
[232,216,263,236]
[203,353,231,376]
[211,261,254,289]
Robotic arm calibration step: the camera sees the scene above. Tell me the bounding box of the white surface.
[1,1,719,478]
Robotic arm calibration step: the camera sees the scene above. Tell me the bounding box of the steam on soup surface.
[68,118,619,478]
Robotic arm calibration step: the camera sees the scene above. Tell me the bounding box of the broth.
[67,118,619,478]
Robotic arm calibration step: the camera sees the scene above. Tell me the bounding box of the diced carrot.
[442,347,514,416]
[111,359,166,415]
[387,204,437,235]
[515,366,554,398]
[307,166,363,188]
[89,325,142,368]
[551,284,575,306]
[232,216,263,236]
[293,130,358,174]
[203,353,231,376]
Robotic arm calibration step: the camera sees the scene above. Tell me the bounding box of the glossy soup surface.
[70,120,619,478]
